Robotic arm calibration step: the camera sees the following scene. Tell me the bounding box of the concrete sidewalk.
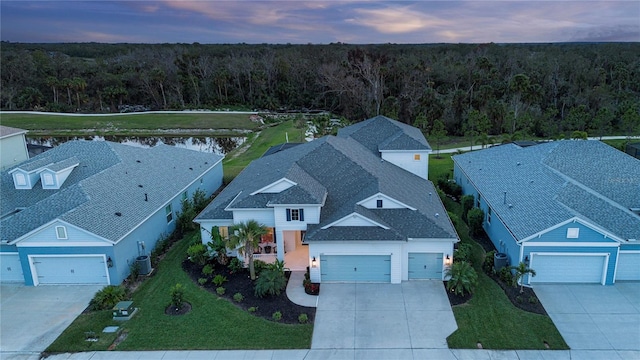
[7,349,639,360]
[285,271,318,308]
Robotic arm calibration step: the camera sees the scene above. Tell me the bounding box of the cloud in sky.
[1,1,638,43]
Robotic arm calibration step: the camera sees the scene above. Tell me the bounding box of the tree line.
[1,41,639,139]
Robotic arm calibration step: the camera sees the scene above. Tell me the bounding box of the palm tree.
[228,220,268,280]
[510,262,536,293]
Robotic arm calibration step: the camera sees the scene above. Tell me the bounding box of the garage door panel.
[321,255,390,282]
[530,254,606,284]
[1,253,24,283]
[408,253,442,279]
[617,253,640,281]
[31,256,108,285]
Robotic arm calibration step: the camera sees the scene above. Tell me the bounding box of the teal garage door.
[616,252,640,281]
[320,255,391,282]
[1,253,24,283]
[408,253,442,279]
[30,255,109,285]
[530,254,606,284]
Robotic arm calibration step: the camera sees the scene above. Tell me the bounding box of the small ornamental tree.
[208,226,229,266]
[510,262,537,293]
[445,261,478,297]
[228,220,268,280]
[170,283,185,310]
[461,195,475,222]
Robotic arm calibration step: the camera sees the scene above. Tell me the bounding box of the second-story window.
[286,208,304,221]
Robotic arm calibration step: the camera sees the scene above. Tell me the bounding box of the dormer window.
[15,173,26,186]
[43,173,54,186]
[56,226,68,239]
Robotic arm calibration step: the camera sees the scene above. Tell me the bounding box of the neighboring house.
[453,140,640,285]
[0,125,29,171]
[626,142,640,159]
[1,141,223,286]
[195,116,458,284]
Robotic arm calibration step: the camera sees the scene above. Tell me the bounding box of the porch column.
[276,228,285,261]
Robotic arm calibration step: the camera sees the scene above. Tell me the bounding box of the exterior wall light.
[524,255,530,265]
[445,254,452,266]
[311,256,317,268]
[107,256,114,268]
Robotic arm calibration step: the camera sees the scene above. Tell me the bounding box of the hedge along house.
[453,141,640,285]
[1,141,223,286]
[195,116,458,284]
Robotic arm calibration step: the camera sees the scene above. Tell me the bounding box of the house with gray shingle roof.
[195,116,457,284]
[453,141,640,285]
[0,125,29,170]
[0,140,223,286]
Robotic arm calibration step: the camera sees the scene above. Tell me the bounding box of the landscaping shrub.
[298,313,308,324]
[228,257,244,273]
[176,197,197,238]
[170,283,185,309]
[89,285,126,311]
[253,259,269,275]
[207,227,229,266]
[216,287,225,295]
[498,267,514,284]
[447,211,460,227]
[248,306,257,313]
[187,243,208,266]
[212,274,228,286]
[528,296,539,304]
[445,261,478,297]
[129,261,141,280]
[198,278,208,285]
[191,189,209,214]
[454,243,474,264]
[272,311,282,321]
[233,292,244,302]
[254,269,287,298]
[461,195,474,221]
[467,207,485,236]
[202,264,214,276]
[483,250,496,274]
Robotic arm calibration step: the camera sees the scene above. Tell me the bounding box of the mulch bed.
[486,270,547,315]
[183,260,316,324]
[443,281,473,306]
[165,302,192,316]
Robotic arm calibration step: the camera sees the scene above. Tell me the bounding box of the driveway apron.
[311,281,457,349]
[0,284,102,354]
[534,283,640,351]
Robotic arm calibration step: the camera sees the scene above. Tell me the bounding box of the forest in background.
[1,42,639,139]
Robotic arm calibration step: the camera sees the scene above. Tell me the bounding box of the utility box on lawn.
[112,301,137,321]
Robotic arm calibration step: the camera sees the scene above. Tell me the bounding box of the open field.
[0,112,261,135]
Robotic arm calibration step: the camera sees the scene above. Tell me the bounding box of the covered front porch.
[252,229,309,271]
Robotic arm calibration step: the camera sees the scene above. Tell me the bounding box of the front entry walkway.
[311,281,457,349]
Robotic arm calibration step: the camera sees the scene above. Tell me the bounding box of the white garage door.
[616,252,640,281]
[1,253,24,283]
[529,253,607,284]
[30,255,109,285]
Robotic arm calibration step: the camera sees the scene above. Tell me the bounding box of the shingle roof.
[1,141,223,243]
[453,141,640,241]
[196,116,455,242]
[0,125,27,139]
[337,115,431,153]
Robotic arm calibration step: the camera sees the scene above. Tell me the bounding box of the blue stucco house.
[1,141,223,286]
[453,140,640,285]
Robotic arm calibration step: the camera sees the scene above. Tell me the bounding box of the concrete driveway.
[534,283,640,351]
[311,281,457,350]
[0,284,102,356]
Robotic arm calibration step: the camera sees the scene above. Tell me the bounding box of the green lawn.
[46,232,312,353]
[0,112,260,135]
[223,120,305,182]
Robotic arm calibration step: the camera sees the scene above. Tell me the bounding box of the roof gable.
[322,212,390,229]
[251,178,296,195]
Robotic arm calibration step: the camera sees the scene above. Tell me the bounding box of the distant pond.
[26,135,246,155]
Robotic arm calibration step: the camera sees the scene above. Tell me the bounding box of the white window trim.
[43,173,54,186]
[166,205,173,223]
[15,173,26,186]
[290,209,300,221]
[55,226,68,239]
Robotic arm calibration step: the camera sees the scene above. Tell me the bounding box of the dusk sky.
[2,1,639,44]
